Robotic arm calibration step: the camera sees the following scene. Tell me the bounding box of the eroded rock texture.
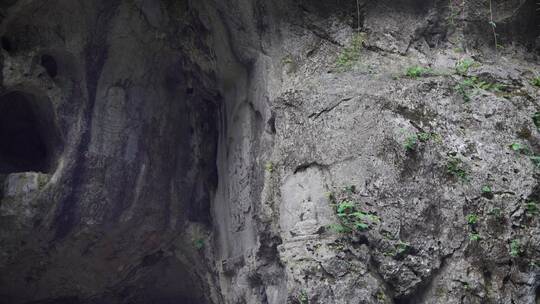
[0,0,539,303]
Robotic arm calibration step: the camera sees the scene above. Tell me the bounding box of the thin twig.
[488,0,498,53]
[356,0,361,31]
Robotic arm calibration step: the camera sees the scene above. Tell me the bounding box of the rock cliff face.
[0,0,539,303]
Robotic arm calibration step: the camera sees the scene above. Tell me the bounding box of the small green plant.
[406,66,431,78]
[531,76,540,87]
[329,187,380,235]
[455,58,475,76]
[488,207,502,218]
[395,241,410,256]
[469,233,481,241]
[530,156,540,167]
[336,32,367,70]
[510,143,524,152]
[466,214,479,225]
[481,185,494,199]
[525,201,539,216]
[446,156,469,181]
[193,238,205,250]
[282,56,294,65]
[328,223,351,233]
[417,132,431,142]
[532,112,540,129]
[265,162,274,173]
[324,191,335,200]
[37,174,49,189]
[455,76,504,102]
[337,200,355,214]
[403,132,433,151]
[403,135,418,151]
[455,80,472,102]
[510,239,522,257]
[376,290,386,302]
[507,142,540,166]
[298,290,309,304]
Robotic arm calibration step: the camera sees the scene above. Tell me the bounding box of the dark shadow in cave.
[118,256,212,304]
[40,54,58,78]
[1,36,12,52]
[495,0,540,51]
[0,91,61,174]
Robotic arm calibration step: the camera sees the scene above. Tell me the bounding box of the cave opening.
[40,54,58,78]
[0,91,60,174]
[496,0,540,51]
[1,36,12,52]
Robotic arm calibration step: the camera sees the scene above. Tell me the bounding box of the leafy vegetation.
[455,76,504,102]
[507,142,540,167]
[446,155,469,181]
[510,239,522,257]
[531,76,540,87]
[328,186,380,235]
[376,290,386,302]
[532,112,540,129]
[481,185,494,199]
[406,66,431,78]
[466,214,479,225]
[193,238,205,250]
[469,233,481,241]
[525,201,539,216]
[466,211,481,242]
[297,291,308,304]
[395,241,410,256]
[509,143,525,152]
[403,132,434,151]
[455,58,475,76]
[282,56,294,65]
[336,32,367,70]
[530,156,540,167]
[417,132,432,142]
[488,207,502,218]
[403,135,418,151]
[265,162,274,173]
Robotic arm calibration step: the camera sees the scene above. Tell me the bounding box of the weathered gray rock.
[0,0,538,303]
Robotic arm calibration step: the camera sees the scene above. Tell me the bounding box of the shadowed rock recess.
[0,0,539,303]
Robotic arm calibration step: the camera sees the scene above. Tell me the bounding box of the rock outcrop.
[0,0,539,303]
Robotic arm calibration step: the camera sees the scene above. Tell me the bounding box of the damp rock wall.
[0,0,539,303]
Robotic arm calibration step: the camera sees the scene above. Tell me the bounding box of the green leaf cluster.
[336,32,367,70]
[446,156,469,181]
[403,132,434,151]
[466,214,479,225]
[406,66,431,78]
[455,76,504,102]
[455,58,475,76]
[510,239,522,257]
[329,186,380,235]
[531,76,540,87]
[525,201,539,216]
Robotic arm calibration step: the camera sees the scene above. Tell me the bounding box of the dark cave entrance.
[0,91,60,174]
[40,54,58,78]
